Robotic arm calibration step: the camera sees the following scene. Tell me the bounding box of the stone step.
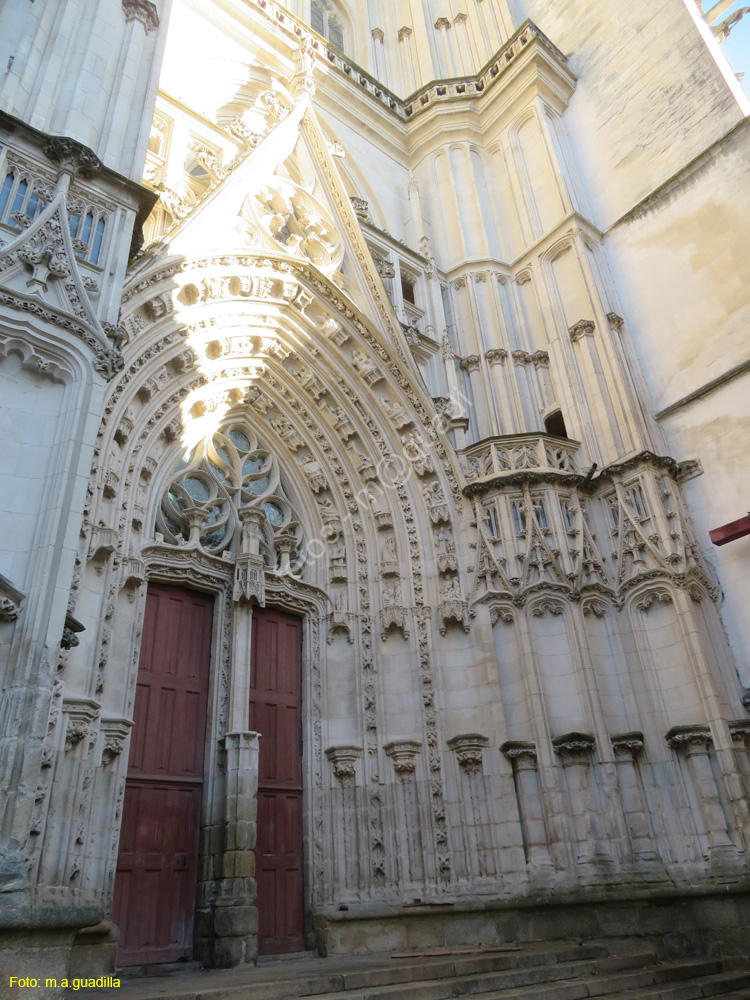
[597,970,750,999]
[424,968,750,1000]
[183,948,655,1000]
[285,954,693,1000]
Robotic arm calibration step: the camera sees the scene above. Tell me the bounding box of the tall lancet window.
[310,0,345,51]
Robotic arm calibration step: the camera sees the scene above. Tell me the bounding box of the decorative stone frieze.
[447,734,489,776]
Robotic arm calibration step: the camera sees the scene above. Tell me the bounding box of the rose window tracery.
[157,423,306,572]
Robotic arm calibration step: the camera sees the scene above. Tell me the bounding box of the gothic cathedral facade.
[1,0,750,986]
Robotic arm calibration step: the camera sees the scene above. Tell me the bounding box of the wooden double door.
[250,607,305,955]
[114,588,304,965]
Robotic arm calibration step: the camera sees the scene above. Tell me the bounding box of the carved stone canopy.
[552,731,596,761]
[61,612,85,650]
[447,733,489,776]
[569,319,596,343]
[610,731,645,759]
[325,745,363,782]
[384,739,422,780]
[665,724,713,752]
[500,740,538,767]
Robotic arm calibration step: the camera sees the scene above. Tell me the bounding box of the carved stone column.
[201,731,260,968]
[666,725,740,870]
[501,741,554,874]
[610,733,663,871]
[448,734,493,879]
[553,733,611,873]
[326,745,363,896]
[384,740,423,887]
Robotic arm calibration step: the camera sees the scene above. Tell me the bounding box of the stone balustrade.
[462,433,580,489]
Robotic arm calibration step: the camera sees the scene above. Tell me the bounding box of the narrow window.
[80,211,94,246]
[511,502,527,534]
[0,172,15,220]
[9,179,28,224]
[483,502,500,539]
[544,409,568,439]
[401,274,416,305]
[328,15,344,50]
[311,0,325,35]
[70,213,81,239]
[91,218,106,264]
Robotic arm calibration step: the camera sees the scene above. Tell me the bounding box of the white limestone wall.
[0,0,173,181]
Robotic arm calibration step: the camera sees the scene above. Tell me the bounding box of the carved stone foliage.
[447,734,489,776]
[326,745,362,783]
[501,740,538,767]
[0,573,24,623]
[665,725,713,752]
[552,732,597,761]
[611,732,645,759]
[122,0,160,32]
[100,718,134,766]
[384,740,422,782]
[63,699,100,752]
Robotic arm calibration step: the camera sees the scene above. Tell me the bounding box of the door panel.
[250,608,304,955]
[114,584,213,966]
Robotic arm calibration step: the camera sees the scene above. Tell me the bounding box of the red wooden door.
[113,584,213,966]
[250,608,304,955]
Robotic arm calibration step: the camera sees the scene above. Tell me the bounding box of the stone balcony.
[462,433,581,493]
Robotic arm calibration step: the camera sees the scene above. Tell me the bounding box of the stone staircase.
[70,944,750,1000]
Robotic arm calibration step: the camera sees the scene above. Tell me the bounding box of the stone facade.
[1,0,749,990]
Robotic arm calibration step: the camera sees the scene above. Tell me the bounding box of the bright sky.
[722,1,750,87]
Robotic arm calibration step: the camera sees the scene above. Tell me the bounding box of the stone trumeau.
[1,0,750,991]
